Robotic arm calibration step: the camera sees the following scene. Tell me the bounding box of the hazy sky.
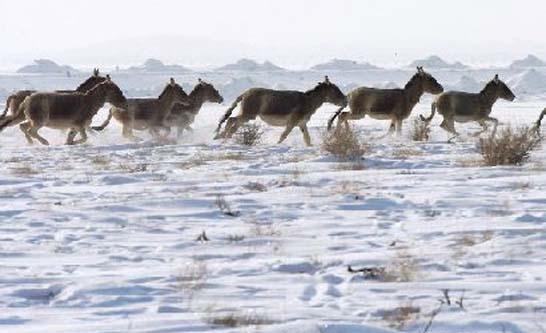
[1,0,545,69]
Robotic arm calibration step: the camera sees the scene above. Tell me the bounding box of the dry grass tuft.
[119,163,148,173]
[175,259,208,298]
[381,303,421,330]
[91,155,111,166]
[384,251,421,282]
[409,117,431,142]
[234,123,263,146]
[243,182,267,192]
[478,126,541,166]
[214,194,240,217]
[10,165,39,176]
[322,126,369,161]
[205,310,273,328]
[391,147,423,160]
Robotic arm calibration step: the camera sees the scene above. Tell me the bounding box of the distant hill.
[408,55,467,70]
[310,59,381,71]
[17,59,79,74]
[125,58,191,73]
[509,55,546,69]
[507,69,546,95]
[216,59,285,72]
[447,75,482,93]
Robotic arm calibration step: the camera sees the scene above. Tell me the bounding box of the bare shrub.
[205,310,273,328]
[226,234,245,242]
[10,165,39,176]
[91,155,111,166]
[380,303,421,330]
[384,251,421,282]
[175,259,208,298]
[478,126,541,166]
[234,123,263,146]
[119,163,148,173]
[409,117,431,142]
[391,147,423,160]
[249,222,281,237]
[322,126,369,161]
[243,182,267,192]
[214,194,240,217]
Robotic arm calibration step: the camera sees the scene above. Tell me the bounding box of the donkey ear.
[93,68,98,76]
[324,75,330,83]
[494,74,499,82]
[170,77,176,86]
[198,78,203,84]
[106,74,111,81]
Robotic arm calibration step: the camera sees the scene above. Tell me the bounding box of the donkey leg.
[19,122,34,144]
[27,125,49,146]
[395,119,403,136]
[66,128,78,145]
[441,118,459,143]
[72,127,88,145]
[278,121,297,144]
[299,123,312,146]
[225,117,245,139]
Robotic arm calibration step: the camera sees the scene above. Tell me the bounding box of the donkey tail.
[91,108,113,131]
[420,101,437,123]
[536,108,546,129]
[215,95,242,134]
[0,96,28,132]
[1,95,13,119]
[327,105,347,131]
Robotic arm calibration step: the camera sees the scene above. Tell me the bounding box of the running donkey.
[328,67,444,135]
[215,76,347,146]
[17,76,128,145]
[420,74,515,140]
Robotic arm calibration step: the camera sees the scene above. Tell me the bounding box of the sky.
[1,0,545,70]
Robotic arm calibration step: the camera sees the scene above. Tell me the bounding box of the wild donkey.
[328,67,443,135]
[0,69,106,128]
[215,76,347,146]
[92,78,190,140]
[18,77,128,145]
[169,79,223,138]
[420,74,515,140]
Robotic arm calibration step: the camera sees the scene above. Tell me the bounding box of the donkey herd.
[0,67,544,146]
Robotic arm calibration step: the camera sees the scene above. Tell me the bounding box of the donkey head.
[491,74,516,101]
[194,78,224,104]
[75,68,107,93]
[159,78,190,105]
[415,66,444,94]
[314,76,347,107]
[102,75,128,109]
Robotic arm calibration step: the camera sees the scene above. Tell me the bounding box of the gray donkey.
[215,76,347,146]
[0,68,106,130]
[420,74,515,140]
[17,77,128,145]
[168,78,224,138]
[91,78,190,140]
[328,67,443,135]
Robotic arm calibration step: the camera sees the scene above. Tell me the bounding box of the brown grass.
[409,117,431,142]
[234,123,263,146]
[205,310,273,327]
[381,303,421,330]
[322,126,369,161]
[10,165,39,176]
[478,126,541,166]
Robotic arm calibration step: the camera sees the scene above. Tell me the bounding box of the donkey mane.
[404,73,422,90]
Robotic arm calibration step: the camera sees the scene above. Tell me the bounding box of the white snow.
[0,71,545,333]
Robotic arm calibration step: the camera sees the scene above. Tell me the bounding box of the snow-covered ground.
[0,93,545,332]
